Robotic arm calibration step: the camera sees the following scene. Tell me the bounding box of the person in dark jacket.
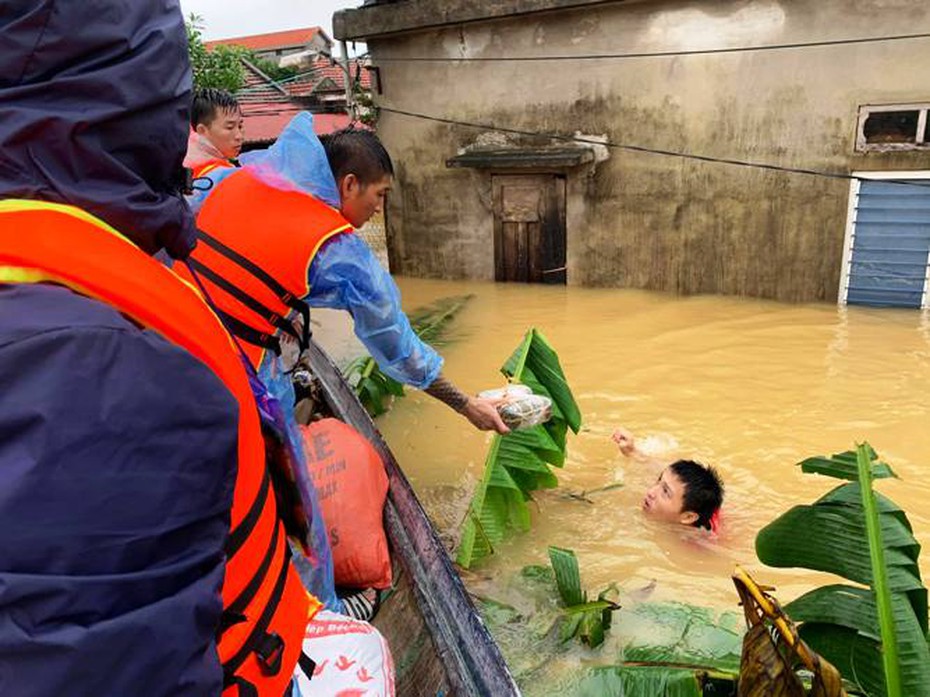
[0,3,237,695]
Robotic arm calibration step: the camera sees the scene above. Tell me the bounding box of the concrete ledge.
[334,0,622,41]
[446,147,595,169]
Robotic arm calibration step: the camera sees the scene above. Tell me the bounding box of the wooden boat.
[301,341,522,697]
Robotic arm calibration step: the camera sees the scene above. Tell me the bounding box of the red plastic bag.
[299,419,392,589]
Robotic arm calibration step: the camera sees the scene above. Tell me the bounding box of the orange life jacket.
[174,168,353,369]
[0,200,319,697]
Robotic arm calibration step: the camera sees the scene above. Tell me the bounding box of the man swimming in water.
[613,428,724,532]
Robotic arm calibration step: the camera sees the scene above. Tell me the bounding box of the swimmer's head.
[642,460,723,530]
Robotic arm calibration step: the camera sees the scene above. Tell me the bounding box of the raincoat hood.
[239,112,341,208]
[0,1,197,258]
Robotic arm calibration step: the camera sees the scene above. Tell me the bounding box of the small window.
[863,110,919,143]
[857,104,930,152]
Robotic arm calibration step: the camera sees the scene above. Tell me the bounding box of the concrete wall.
[365,0,930,301]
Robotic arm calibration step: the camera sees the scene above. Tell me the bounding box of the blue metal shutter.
[845,179,930,308]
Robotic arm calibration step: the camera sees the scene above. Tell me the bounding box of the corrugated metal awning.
[446,147,595,169]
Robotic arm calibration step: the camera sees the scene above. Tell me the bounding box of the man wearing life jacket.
[0,4,313,695]
[179,115,510,434]
[185,88,245,180]
[175,115,510,613]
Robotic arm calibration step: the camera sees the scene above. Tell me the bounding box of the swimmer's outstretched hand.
[612,427,636,457]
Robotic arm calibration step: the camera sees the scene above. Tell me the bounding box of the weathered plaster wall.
[368,0,930,301]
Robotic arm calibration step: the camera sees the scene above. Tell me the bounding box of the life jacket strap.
[222,543,292,685]
[196,228,312,352]
[186,258,303,353]
[214,307,283,356]
[219,521,282,640]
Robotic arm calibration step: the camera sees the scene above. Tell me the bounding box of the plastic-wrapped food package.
[479,384,553,431]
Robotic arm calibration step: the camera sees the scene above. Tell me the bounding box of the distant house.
[206,27,372,147]
[335,0,930,306]
[206,27,330,65]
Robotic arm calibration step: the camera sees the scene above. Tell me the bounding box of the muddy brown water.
[314,275,930,638]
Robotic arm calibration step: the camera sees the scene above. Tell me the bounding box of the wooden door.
[492,174,566,284]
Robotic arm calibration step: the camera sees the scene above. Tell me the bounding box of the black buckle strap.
[298,652,317,681]
[196,229,313,353]
[219,521,281,640]
[214,307,282,356]
[226,676,258,697]
[254,631,285,676]
[187,258,302,348]
[222,544,292,685]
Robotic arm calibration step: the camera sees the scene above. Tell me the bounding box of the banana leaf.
[549,546,584,606]
[546,546,618,648]
[799,445,896,482]
[457,329,581,568]
[786,586,930,697]
[577,666,703,697]
[755,444,930,697]
[405,294,474,347]
[477,560,742,696]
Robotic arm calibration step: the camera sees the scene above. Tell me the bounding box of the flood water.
[315,276,930,681]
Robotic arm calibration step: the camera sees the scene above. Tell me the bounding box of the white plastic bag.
[479,384,552,430]
[294,610,395,696]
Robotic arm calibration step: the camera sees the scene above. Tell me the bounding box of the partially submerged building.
[335,0,930,306]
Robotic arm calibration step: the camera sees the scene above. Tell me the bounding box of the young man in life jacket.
[613,428,724,533]
[183,116,509,435]
[0,3,320,695]
[184,87,244,179]
[176,114,510,617]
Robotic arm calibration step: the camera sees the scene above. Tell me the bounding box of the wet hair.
[668,460,724,530]
[320,127,394,186]
[191,88,240,128]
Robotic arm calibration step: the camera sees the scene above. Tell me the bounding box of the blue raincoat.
[192,113,444,392]
[191,114,444,610]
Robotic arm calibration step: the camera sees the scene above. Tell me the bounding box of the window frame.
[856,103,930,153]
[839,170,930,309]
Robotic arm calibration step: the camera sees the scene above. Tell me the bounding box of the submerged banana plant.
[456,328,582,568]
[756,443,930,697]
[548,546,620,648]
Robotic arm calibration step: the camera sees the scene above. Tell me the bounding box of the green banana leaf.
[456,329,581,568]
[549,546,584,606]
[756,444,930,697]
[786,586,930,697]
[475,559,742,696]
[799,444,896,481]
[577,666,703,697]
[405,293,474,347]
[546,546,618,648]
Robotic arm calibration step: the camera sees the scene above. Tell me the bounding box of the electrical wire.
[372,31,930,63]
[377,105,930,189]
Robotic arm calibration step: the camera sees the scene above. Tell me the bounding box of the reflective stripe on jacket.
[194,159,235,179]
[0,200,317,697]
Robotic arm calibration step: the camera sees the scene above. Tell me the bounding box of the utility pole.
[340,40,354,121]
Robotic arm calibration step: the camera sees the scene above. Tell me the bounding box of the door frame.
[491,172,567,284]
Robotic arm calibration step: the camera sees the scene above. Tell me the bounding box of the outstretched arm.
[308,235,508,433]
